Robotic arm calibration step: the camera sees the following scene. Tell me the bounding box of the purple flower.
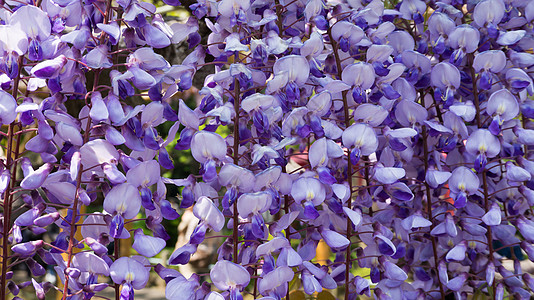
[267,55,309,94]
[258,266,293,297]
[342,123,378,164]
[103,183,141,238]
[191,131,227,161]
[31,55,68,79]
[72,252,110,276]
[190,196,224,243]
[473,0,505,28]
[20,163,52,190]
[110,256,150,296]
[210,260,250,299]
[466,129,500,172]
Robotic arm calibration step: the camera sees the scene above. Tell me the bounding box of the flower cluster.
[0,0,534,298]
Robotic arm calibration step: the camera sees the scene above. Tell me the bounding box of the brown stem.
[282,169,291,300]
[114,238,120,300]
[468,54,481,128]
[422,125,446,300]
[0,124,14,300]
[482,171,496,299]
[326,26,354,299]
[232,76,240,264]
[274,0,284,35]
[468,53,496,300]
[61,72,99,300]
[419,90,446,299]
[0,55,23,300]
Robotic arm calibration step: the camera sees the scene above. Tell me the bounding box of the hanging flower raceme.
[2,0,534,298]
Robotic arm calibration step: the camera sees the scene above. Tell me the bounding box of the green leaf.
[288,290,306,300]
[317,291,336,300]
[288,271,301,291]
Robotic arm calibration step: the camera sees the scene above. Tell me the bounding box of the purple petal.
[448,25,479,53]
[446,273,467,291]
[11,240,43,256]
[126,160,160,188]
[321,229,349,250]
[342,123,378,156]
[291,177,325,205]
[85,45,113,69]
[273,55,310,85]
[15,203,45,226]
[258,266,293,294]
[0,90,17,125]
[72,252,110,275]
[80,139,120,168]
[395,100,428,126]
[168,243,198,265]
[237,192,272,218]
[466,129,500,158]
[132,229,166,257]
[473,0,505,26]
[219,163,256,192]
[449,166,480,195]
[445,241,467,261]
[102,163,127,184]
[384,260,407,281]
[103,183,141,219]
[193,196,224,231]
[165,274,200,299]
[373,166,405,184]
[31,279,45,300]
[191,131,227,163]
[110,214,125,238]
[31,55,67,79]
[343,207,362,228]
[33,212,60,227]
[482,203,502,226]
[341,63,375,90]
[210,260,251,291]
[431,62,460,89]
[110,257,149,289]
[89,92,109,122]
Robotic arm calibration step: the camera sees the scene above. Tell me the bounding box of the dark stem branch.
[420,91,446,299]
[232,75,240,264]
[0,55,23,300]
[327,26,354,300]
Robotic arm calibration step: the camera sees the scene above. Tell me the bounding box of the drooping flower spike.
[2,0,534,299]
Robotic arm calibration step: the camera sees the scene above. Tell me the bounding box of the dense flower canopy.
[0,0,534,299]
